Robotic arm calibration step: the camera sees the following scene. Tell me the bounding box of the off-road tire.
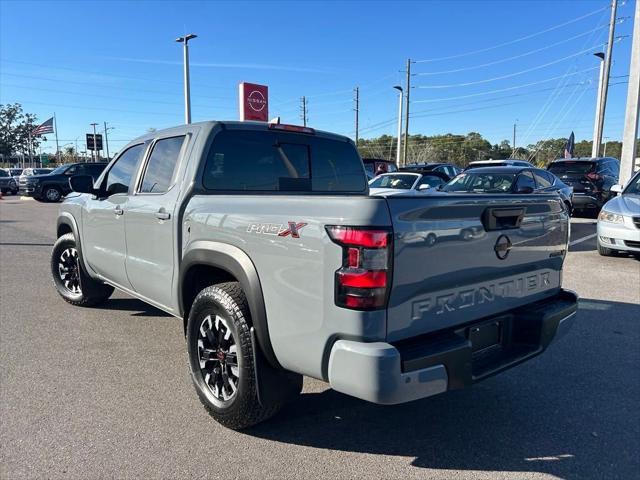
[597,239,615,257]
[187,282,299,430]
[51,233,114,306]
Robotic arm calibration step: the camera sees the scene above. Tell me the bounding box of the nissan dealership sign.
[239,82,269,122]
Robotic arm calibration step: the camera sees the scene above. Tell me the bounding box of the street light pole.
[393,86,403,167]
[595,0,618,157]
[90,123,98,162]
[176,33,197,125]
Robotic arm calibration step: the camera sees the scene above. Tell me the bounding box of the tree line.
[357,132,636,168]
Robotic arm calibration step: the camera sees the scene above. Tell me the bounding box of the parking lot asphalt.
[1,198,639,480]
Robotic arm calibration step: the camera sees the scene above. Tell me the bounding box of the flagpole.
[53,113,60,163]
[28,132,33,167]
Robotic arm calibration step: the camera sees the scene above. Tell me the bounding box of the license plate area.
[468,316,508,353]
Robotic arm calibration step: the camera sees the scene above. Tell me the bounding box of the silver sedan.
[596,169,640,257]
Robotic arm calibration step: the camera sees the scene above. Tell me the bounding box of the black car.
[400,162,462,181]
[442,166,573,212]
[0,168,19,195]
[547,157,619,215]
[23,162,108,202]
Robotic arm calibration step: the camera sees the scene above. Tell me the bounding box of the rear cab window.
[202,129,367,193]
[548,161,595,175]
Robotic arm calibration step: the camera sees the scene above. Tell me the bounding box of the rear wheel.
[187,282,300,430]
[43,186,62,202]
[51,233,114,306]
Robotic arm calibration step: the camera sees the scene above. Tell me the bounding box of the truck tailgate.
[386,194,568,342]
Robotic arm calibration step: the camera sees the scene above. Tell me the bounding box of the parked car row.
[2,163,107,202]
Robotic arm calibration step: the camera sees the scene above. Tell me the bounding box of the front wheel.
[597,239,615,257]
[51,233,114,306]
[187,282,300,430]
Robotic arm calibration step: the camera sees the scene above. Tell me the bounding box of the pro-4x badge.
[247,222,308,238]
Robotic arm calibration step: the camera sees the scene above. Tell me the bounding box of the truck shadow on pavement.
[247,298,639,479]
[96,297,171,317]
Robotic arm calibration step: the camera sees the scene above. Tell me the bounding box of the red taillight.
[327,226,388,248]
[326,226,392,311]
[268,123,315,135]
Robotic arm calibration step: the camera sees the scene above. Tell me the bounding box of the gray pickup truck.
[52,121,577,429]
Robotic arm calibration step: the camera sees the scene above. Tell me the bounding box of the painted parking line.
[20,196,34,201]
[569,233,598,246]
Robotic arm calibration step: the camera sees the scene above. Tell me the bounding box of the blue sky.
[0,0,635,155]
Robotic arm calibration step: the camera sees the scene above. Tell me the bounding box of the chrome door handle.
[114,207,124,216]
[155,211,170,220]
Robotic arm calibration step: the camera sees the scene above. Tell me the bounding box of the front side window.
[104,144,145,196]
[140,136,186,193]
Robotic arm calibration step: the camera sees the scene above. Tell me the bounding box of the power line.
[416,42,619,89]
[414,4,609,63]
[412,66,599,103]
[416,27,609,76]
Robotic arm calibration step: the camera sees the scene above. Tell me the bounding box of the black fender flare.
[179,241,281,369]
[56,213,93,274]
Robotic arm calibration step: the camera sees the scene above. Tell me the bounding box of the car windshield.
[548,161,595,175]
[442,172,517,193]
[10,169,23,175]
[369,174,418,189]
[623,172,640,195]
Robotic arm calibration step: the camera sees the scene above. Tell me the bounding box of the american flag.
[563,131,575,159]
[32,117,54,136]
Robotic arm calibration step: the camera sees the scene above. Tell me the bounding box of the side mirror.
[69,175,96,194]
[516,186,534,194]
[610,184,623,194]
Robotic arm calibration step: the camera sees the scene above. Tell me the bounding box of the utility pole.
[512,120,517,156]
[620,0,640,185]
[592,52,606,157]
[595,0,618,157]
[354,87,359,147]
[300,96,308,126]
[176,33,197,124]
[393,86,403,167]
[402,58,411,167]
[103,122,114,160]
[90,123,99,162]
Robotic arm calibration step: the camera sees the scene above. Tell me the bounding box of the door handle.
[114,206,124,216]
[155,210,171,220]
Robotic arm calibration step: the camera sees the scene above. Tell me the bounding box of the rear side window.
[203,130,366,193]
[533,170,552,188]
[140,136,185,193]
[105,144,145,195]
[515,171,536,191]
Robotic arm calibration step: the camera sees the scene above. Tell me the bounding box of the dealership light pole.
[402,59,412,167]
[393,85,403,166]
[176,33,197,124]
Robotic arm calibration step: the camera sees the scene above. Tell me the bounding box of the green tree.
[0,103,44,158]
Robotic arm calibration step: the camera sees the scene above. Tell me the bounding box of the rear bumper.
[328,289,578,405]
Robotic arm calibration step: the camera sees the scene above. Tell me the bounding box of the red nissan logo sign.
[239,82,269,121]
